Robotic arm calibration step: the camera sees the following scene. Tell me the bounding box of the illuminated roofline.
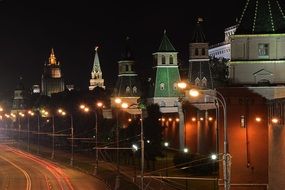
[230,60,285,64]
[232,33,285,38]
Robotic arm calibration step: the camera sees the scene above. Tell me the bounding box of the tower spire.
[89,46,105,90]
[49,48,57,65]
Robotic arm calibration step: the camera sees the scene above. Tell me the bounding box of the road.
[0,144,108,190]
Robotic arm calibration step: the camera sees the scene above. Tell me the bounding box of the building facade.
[41,48,65,96]
[111,37,141,109]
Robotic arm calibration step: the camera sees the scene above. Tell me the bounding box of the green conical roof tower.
[148,30,181,113]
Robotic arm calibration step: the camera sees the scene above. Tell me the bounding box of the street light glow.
[115,97,122,104]
[164,142,169,147]
[189,89,199,97]
[255,117,261,122]
[132,144,138,151]
[121,102,129,109]
[272,118,279,124]
[97,102,103,108]
[183,148,189,153]
[177,82,187,89]
[211,154,218,160]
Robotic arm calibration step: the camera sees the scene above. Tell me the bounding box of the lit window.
[160,101,166,107]
[202,77,207,87]
[173,83,177,90]
[126,86,130,93]
[133,86,137,94]
[258,44,269,58]
[160,83,165,90]
[195,78,200,86]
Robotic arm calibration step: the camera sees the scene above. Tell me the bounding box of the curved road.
[0,144,108,190]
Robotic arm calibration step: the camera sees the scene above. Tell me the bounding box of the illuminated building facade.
[11,77,27,114]
[41,48,65,97]
[208,25,237,60]
[89,47,105,90]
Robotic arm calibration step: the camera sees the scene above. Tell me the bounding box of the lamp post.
[43,110,55,160]
[114,98,122,190]
[51,114,55,160]
[18,112,25,145]
[178,82,231,190]
[80,102,103,175]
[132,144,138,183]
[27,110,35,152]
[37,113,40,154]
[58,108,74,166]
[120,100,144,190]
[139,106,144,190]
[164,142,169,176]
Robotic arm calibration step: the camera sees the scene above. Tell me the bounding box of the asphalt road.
[0,144,108,190]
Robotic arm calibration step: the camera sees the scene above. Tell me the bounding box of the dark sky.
[0,0,242,95]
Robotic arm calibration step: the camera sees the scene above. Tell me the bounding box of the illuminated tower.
[11,77,27,114]
[111,37,141,107]
[89,47,105,90]
[148,30,181,113]
[41,48,65,96]
[188,17,213,89]
[187,18,215,154]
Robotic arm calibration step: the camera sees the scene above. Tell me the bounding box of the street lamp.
[37,111,40,154]
[80,102,104,175]
[164,141,169,176]
[27,110,35,152]
[178,82,231,190]
[120,101,144,190]
[114,97,122,190]
[58,108,74,166]
[18,112,25,144]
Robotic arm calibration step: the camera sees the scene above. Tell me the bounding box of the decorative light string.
[268,0,275,32]
[252,0,259,33]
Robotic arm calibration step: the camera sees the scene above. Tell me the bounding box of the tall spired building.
[41,48,65,96]
[188,17,213,89]
[89,47,105,90]
[229,0,285,86]
[111,37,141,107]
[148,30,181,113]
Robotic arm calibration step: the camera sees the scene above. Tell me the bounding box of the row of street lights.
[177,81,231,190]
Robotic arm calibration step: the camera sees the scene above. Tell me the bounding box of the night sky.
[0,0,242,95]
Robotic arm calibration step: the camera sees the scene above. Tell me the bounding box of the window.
[173,83,177,90]
[125,65,129,71]
[162,55,166,64]
[126,86,130,93]
[169,55,173,64]
[160,83,165,90]
[195,78,200,86]
[195,48,199,56]
[160,101,166,107]
[202,48,206,55]
[133,86,137,94]
[258,44,269,58]
[202,77,207,87]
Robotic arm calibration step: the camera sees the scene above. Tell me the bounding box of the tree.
[143,104,163,170]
